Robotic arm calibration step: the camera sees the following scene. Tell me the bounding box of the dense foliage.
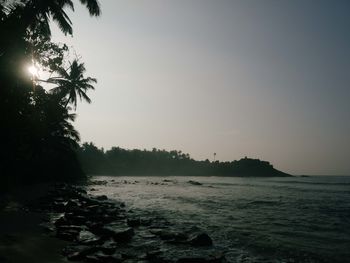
[0,0,100,186]
[78,143,290,177]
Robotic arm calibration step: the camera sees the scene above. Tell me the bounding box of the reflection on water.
[89,176,350,262]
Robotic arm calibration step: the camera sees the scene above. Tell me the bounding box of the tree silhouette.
[77,145,290,177]
[48,59,97,109]
[12,0,101,37]
[0,0,100,186]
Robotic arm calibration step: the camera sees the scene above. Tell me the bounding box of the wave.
[273,180,350,186]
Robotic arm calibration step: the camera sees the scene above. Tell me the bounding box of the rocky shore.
[31,183,227,263]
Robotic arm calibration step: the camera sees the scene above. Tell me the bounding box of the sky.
[51,0,350,175]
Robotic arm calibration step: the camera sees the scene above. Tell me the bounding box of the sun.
[28,65,39,77]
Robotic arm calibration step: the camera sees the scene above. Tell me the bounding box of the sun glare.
[28,65,39,77]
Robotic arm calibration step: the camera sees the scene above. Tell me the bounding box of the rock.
[123,260,149,263]
[57,225,84,232]
[65,199,81,211]
[96,195,108,201]
[98,224,135,242]
[97,239,117,254]
[64,245,99,261]
[188,180,202,186]
[53,201,67,211]
[189,233,213,246]
[77,230,100,245]
[112,227,134,242]
[56,228,80,241]
[75,187,87,194]
[85,251,123,263]
[150,229,188,243]
[163,251,226,263]
[127,217,152,227]
[90,180,108,186]
[127,218,141,227]
[176,255,226,263]
[66,251,85,261]
[86,204,100,212]
[55,216,69,226]
[137,231,157,239]
[146,250,163,260]
[65,213,88,224]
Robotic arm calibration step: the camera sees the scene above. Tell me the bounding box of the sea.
[88,175,350,263]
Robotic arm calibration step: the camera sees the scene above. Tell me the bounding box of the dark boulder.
[98,224,135,242]
[127,218,141,227]
[189,233,213,246]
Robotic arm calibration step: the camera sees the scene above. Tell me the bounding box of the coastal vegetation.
[0,0,100,187]
[78,142,290,177]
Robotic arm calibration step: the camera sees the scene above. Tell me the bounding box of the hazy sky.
[51,0,350,175]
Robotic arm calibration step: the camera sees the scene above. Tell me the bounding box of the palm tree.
[48,59,97,109]
[19,0,101,36]
[1,0,101,39]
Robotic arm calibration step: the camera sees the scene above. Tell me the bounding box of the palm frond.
[79,0,101,16]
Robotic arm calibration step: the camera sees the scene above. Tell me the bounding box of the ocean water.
[88,176,350,263]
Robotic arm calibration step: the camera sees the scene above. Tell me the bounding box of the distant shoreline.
[78,143,291,177]
[87,173,292,177]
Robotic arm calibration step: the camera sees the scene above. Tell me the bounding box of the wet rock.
[150,229,187,243]
[164,251,226,263]
[162,179,173,183]
[86,204,100,212]
[96,195,108,201]
[188,180,202,186]
[57,225,84,232]
[98,224,135,242]
[64,245,99,261]
[76,187,87,195]
[189,233,213,246]
[97,239,117,254]
[54,216,69,226]
[127,217,152,227]
[127,218,141,227]
[145,250,163,260]
[53,201,67,211]
[90,180,108,186]
[176,254,226,263]
[65,213,88,225]
[56,228,80,241]
[123,260,150,263]
[85,251,123,263]
[77,230,100,245]
[137,231,157,239]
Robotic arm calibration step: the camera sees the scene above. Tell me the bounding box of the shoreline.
[1,183,226,263]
